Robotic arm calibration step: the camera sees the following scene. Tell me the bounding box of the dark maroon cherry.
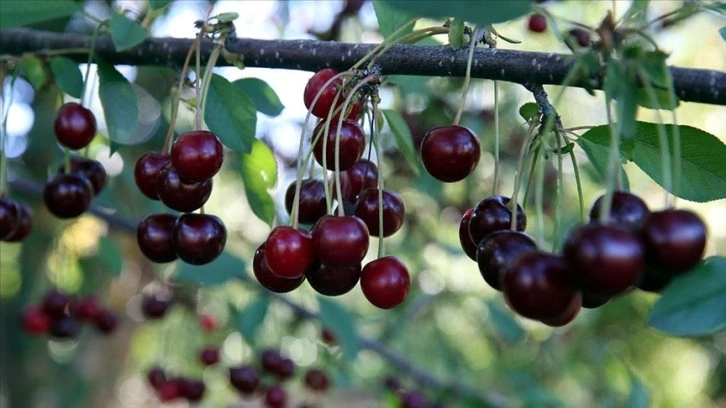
[284,179,328,225]
[312,215,369,266]
[3,202,32,242]
[564,223,645,296]
[589,191,650,230]
[43,173,92,218]
[312,119,366,171]
[200,347,220,366]
[360,256,410,309]
[170,130,224,183]
[383,376,403,392]
[459,208,478,261]
[179,378,205,402]
[468,195,526,244]
[568,28,591,47]
[22,305,51,334]
[147,366,167,389]
[142,295,172,319]
[73,295,102,321]
[94,310,119,334]
[50,315,81,338]
[642,209,707,274]
[354,189,405,238]
[420,125,480,182]
[528,13,547,33]
[540,292,581,327]
[502,252,578,321]
[264,384,287,408]
[156,379,183,402]
[477,230,538,291]
[275,358,295,380]
[306,261,361,296]
[253,244,306,293]
[401,390,428,408]
[265,226,315,279]
[172,213,226,265]
[337,158,378,201]
[303,68,361,119]
[304,368,330,392]
[636,266,673,293]
[134,152,169,200]
[42,288,71,318]
[229,365,259,394]
[0,198,19,239]
[156,162,212,212]
[260,349,284,374]
[58,156,107,195]
[581,291,612,309]
[137,213,178,263]
[54,102,97,149]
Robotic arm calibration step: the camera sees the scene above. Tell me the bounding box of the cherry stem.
[194,31,203,131]
[350,17,419,70]
[80,23,102,108]
[493,80,500,193]
[562,131,585,222]
[162,44,196,155]
[453,25,480,126]
[534,146,546,245]
[552,128,565,251]
[366,25,449,69]
[371,95,386,258]
[198,40,224,127]
[599,96,619,224]
[664,64,681,205]
[510,121,538,231]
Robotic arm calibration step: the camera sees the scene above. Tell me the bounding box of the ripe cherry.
[260,349,284,374]
[50,316,81,338]
[229,365,259,394]
[199,347,220,366]
[21,305,51,334]
[156,162,212,213]
[642,209,706,274]
[73,295,103,321]
[540,292,582,327]
[636,266,673,293]
[0,198,19,239]
[360,256,410,309]
[58,156,107,195]
[137,213,178,263]
[306,261,361,296]
[3,202,32,242]
[284,179,328,225]
[156,379,183,402]
[179,378,205,402]
[42,288,71,318]
[172,213,226,265]
[304,368,330,392]
[134,152,169,200]
[354,188,405,238]
[401,390,428,408]
[147,366,167,389]
[528,13,548,33]
[265,226,315,279]
[477,230,538,291]
[420,125,480,182]
[589,191,650,230]
[54,102,96,149]
[303,68,361,119]
[337,158,378,201]
[568,28,591,47]
[142,295,172,319]
[459,208,478,260]
[312,119,366,171]
[581,291,612,309]
[170,130,224,183]
[264,384,287,408]
[94,310,119,334]
[43,173,93,218]
[312,215,369,266]
[468,195,527,244]
[253,244,306,293]
[274,358,295,380]
[199,314,216,332]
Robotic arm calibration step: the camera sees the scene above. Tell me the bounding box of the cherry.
[337,158,378,201]
[265,226,315,279]
[142,295,172,319]
[589,191,650,230]
[260,349,284,374]
[156,162,212,213]
[303,68,361,119]
[0,198,19,239]
[137,213,178,263]
[147,366,167,389]
[253,244,306,293]
[540,292,582,327]
[170,130,224,183]
[58,156,107,195]
[321,328,337,345]
[54,102,96,149]
[354,189,405,238]
[72,295,103,321]
[43,173,93,218]
[312,215,369,266]
[264,384,287,408]
[502,252,579,321]
[134,152,169,200]
[468,196,527,244]
[3,202,32,242]
[360,256,410,309]
[172,213,226,265]
[383,376,403,392]
[528,13,548,33]
[21,305,51,335]
[275,358,295,380]
[94,310,119,334]
[42,288,71,318]
[179,378,205,402]
[304,368,330,392]
[199,314,216,332]
[50,315,81,338]
[156,379,183,402]
[401,390,428,408]
[284,179,328,225]
[581,291,612,309]
[229,365,259,394]
[200,347,220,366]
[636,266,673,293]
[312,119,366,171]
[459,208,478,261]
[642,209,707,274]
[568,28,591,47]
[476,230,538,291]
[420,125,480,182]
[306,261,361,296]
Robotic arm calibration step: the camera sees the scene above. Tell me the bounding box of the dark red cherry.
[156,379,183,402]
[22,305,51,334]
[172,213,226,265]
[134,152,169,200]
[229,365,259,394]
[581,291,612,309]
[401,390,428,408]
[459,208,478,260]
[540,292,581,327]
[312,215,369,266]
[58,156,107,195]
[306,261,361,296]
[72,295,103,321]
[275,358,295,380]
[265,226,315,279]
[502,252,578,321]
[170,130,224,183]
[137,213,178,263]
[264,384,287,408]
[420,125,480,182]
[284,179,328,225]
[42,288,71,318]
[43,173,92,218]
[589,191,650,230]
[200,347,220,366]
[360,256,410,309]
[304,368,330,392]
[253,244,306,293]
[179,378,205,402]
[260,349,284,374]
[312,119,366,171]
[337,158,378,201]
[147,366,167,389]
[0,198,19,239]
[476,230,538,291]
[94,310,119,334]
[354,188,405,238]
[564,224,645,296]
[303,68,361,119]
[3,202,32,242]
[568,28,591,47]
[142,295,172,319]
[468,196,526,244]
[54,102,96,149]
[642,209,707,274]
[156,162,212,212]
[50,315,81,338]
[528,13,547,33]
[636,265,673,293]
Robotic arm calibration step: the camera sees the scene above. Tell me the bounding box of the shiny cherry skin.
[528,13,547,33]
[42,288,71,318]
[229,365,259,394]
[420,125,480,182]
[199,347,220,366]
[568,28,591,47]
[253,244,306,293]
[354,188,405,238]
[58,156,107,195]
[54,102,96,149]
[43,173,92,218]
[72,295,103,321]
[142,295,172,319]
[304,368,330,392]
[581,291,612,309]
[50,315,81,338]
[172,213,226,265]
[312,215,369,266]
[540,292,582,327]
[156,162,212,213]
[642,209,707,274]
[137,213,178,263]
[3,202,32,242]
[476,230,538,291]
[264,384,287,408]
[459,208,478,260]
[337,158,378,201]
[265,226,315,279]
[94,310,119,334]
[0,198,19,239]
[170,130,224,183]
[589,191,650,230]
[468,195,526,244]
[312,119,366,171]
[146,366,167,389]
[22,305,51,334]
[284,179,327,225]
[636,266,674,293]
[303,68,361,119]
[179,378,205,402]
[260,349,284,374]
[360,256,410,309]
[306,261,361,296]
[134,152,169,200]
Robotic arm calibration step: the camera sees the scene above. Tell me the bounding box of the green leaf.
[380,0,531,26]
[21,57,46,90]
[216,12,239,23]
[621,0,650,26]
[647,257,726,336]
[50,57,83,98]
[518,102,539,121]
[0,0,79,29]
[148,0,172,10]
[204,74,257,153]
[110,13,148,52]
[382,109,420,175]
[552,142,575,155]
[372,0,415,40]
[636,51,679,109]
[605,62,638,140]
[175,251,247,285]
[635,88,679,110]
[626,367,650,408]
[239,140,277,226]
[487,301,524,343]
[97,237,123,276]
[720,27,726,42]
[317,296,359,361]
[97,60,139,145]
[574,132,630,190]
[236,296,269,345]
[232,78,284,117]
[448,19,465,50]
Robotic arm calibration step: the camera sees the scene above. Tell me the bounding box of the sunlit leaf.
[148,0,172,10]
[21,57,46,90]
[216,12,239,23]
[574,132,630,190]
[317,296,359,361]
[621,0,650,26]
[448,19,465,50]
[518,102,539,121]
[605,62,638,140]
[176,251,247,285]
[0,0,79,29]
[232,78,284,117]
[380,0,531,26]
[97,60,139,146]
[236,296,269,345]
[50,57,83,98]
[204,74,257,153]
[110,13,148,52]
[240,140,277,226]
[382,109,420,175]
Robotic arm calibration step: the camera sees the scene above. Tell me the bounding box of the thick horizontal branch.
[1,28,724,105]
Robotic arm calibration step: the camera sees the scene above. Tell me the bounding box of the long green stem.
[510,121,538,230]
[563,131,584,222]
[599,96,619,224]
[452,26,479,126]
[194,32,202,130]
[198,41,224,126]
[80,24,102,107]
[162,44,196,154]
[350,17,419,70]
[552,128,565,251]
[371,96,385,258]
[638,68,672,206]
[493,81,500,193]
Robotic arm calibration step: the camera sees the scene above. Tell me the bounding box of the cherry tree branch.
[1,28,724,105]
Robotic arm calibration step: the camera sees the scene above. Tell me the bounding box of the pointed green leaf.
[448,19,465,50]
[204,74,257,153]
[110,13,148,52]
[216,12,239,23]
[317,296,359,361]
[380,0,531,26]
[176,251,247,285]
[720,27,726,42]
[21,57,46,90]
[372,0,416,40]
[240,140,277,226]
[97,60,139,145]
[50,57,83,98]
[621,0,650,26]
[236,296,269,345]
[0,0,79,29]
[635,88,679,110]
[606,62,638,140]
[382,109,420,175]
[232,78,284,117]
[148,0,172,10]
[574,131,630,190]
[518,102,539,121]
[647,257,726,336]
[626,368,650,408]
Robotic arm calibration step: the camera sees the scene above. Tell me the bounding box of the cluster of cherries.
[145,366,207,403]
[134,130,227,266]
[458,191,706,326]
[253,68,410,310]
[527,12,592,48]
[0,196,32,242]
[21,288,118,338]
